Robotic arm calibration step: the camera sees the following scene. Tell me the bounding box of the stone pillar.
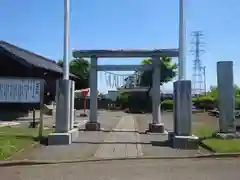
[55,79,71,133]
[148,56,164,133]
[85,56,100,131]
[171,80,199,149]
[217,61,236,133]
[173,80,192,136]
[70,81,75,130]
[48,79,80,145]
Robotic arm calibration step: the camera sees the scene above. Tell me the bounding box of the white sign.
[0,79,41,103]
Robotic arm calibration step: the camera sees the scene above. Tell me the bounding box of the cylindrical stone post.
[217,61,236,133]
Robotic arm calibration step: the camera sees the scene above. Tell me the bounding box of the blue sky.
[1,0,240,93]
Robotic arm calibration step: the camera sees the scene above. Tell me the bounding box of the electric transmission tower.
[191,31,205,96]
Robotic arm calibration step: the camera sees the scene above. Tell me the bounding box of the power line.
[191,31,206,96]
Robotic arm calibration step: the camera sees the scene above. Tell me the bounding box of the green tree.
[57,58,89,89]
[137,57,177,95]
[234,85,240,97]
[208,86,218,98]
[208,85,240,99]
[98,92,105,99]
[57,59,64,67]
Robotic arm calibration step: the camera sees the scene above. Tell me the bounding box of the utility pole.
[191,31,205,96]
[53,0,72,141]
[178,0,186,80]
[202,66,206,95]
[63,0,70,80]
[59,0,71,132]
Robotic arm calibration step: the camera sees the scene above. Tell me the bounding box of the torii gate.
[51,0,199,149]
[72,49,178,133]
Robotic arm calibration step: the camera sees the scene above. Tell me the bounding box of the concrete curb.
[199,141,215,153]
[1,153,240,167]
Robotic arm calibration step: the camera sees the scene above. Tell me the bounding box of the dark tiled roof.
[0,41,76,78]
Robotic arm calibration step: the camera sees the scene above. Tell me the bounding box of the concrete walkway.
[13,111,211,161]
[94,115,143,158]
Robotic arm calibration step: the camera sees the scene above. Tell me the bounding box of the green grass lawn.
[193,125,240,153]
[203,139,240,153]
[0,127,53,160]
[193,125,216,138]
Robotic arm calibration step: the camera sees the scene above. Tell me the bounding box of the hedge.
[116,94,240,111]
[115,92,151,112]
[236,97,240,110]
[161,97,215,111]
[193,96,217,110]
[161,100,173,110]
[193,96,240,110]
[115,94,129,109]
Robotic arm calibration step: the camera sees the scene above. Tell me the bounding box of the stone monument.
[216,61,239,139]
[170,80,199,149]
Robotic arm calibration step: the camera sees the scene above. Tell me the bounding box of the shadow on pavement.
[72,141,151,145]
[72,140,172,148]
[78,129,147,134]
[151,140,171,147]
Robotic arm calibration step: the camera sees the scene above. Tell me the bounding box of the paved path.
[16,111,211,161]
[16,110,121,161]
[94,115,143,158]
[1,158,240,180]
[134,112,174,133]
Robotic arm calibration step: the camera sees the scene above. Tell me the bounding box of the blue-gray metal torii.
[50,0,200,149]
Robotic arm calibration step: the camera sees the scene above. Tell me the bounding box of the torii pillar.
[148,56,165,133]
[85,56,101,131]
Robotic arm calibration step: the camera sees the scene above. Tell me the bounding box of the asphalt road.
[1,158,240,180]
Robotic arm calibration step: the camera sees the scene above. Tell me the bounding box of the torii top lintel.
[72,49,179,58]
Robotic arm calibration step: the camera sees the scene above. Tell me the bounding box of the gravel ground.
[192,112,219,129]
[1,158,240,180]
[134,112,212,156]
[134,111,219,132]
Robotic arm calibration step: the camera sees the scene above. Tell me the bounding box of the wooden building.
[0,41,78,116]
